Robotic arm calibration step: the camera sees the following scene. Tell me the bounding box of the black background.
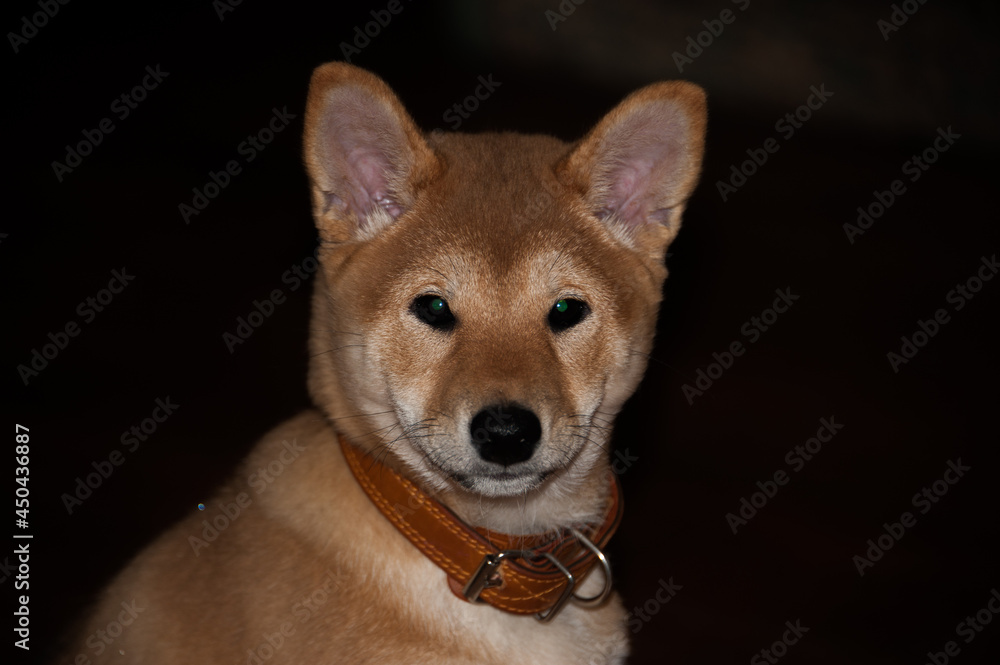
[4,0,998,663]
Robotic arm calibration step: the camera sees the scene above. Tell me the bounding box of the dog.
[59,63,706,664]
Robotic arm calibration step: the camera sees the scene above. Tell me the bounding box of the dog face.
[303,64,705,506]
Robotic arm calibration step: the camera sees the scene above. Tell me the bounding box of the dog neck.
[339,433,623,619]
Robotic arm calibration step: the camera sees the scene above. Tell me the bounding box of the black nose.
[469,404,542,466]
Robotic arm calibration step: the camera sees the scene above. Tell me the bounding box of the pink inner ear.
[603,158,656,228]
[594,106,688,231]
[347,148,399,218]
[319,90,408,225]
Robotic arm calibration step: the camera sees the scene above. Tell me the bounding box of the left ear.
[556,81,707,258]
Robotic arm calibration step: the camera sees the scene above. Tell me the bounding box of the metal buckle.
[462,530,613,623]
[463,550,528,603]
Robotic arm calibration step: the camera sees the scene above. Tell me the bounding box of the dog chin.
[451,470,549,498]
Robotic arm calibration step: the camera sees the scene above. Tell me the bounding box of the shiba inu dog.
[61,63,706,664]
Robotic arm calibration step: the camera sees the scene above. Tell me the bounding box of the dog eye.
[548,298,588,332]
[411,295,456,330]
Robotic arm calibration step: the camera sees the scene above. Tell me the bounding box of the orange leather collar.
[340,435,623,619]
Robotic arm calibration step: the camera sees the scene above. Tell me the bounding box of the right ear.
[303,62,440,241]
[556,80,707,259]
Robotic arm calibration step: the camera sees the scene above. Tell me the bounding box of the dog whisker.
[310,343,367,358]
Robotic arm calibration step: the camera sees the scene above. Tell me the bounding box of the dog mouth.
[450,468,553,492]
[393,409,580,497]
[418,450,556,496]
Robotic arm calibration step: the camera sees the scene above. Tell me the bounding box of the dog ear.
[303,63,440,241]
[557,81,707,257]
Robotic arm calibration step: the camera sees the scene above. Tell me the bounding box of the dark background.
[4,0,998,663]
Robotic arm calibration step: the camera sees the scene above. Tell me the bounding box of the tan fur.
[61,63,705,664]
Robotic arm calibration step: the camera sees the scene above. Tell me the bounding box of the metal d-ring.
[567,528,613,607]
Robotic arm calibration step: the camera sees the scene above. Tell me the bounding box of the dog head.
[303,63,705,529]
